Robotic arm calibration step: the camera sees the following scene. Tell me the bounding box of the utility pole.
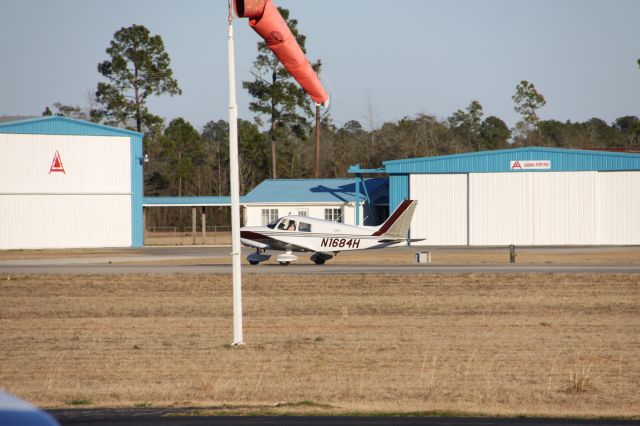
[313,59,322,178]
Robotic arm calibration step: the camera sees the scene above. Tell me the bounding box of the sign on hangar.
[383,147,640,246]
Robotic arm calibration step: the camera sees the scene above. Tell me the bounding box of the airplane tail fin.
[371,200,417,239]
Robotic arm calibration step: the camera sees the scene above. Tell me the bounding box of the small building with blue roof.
[241,178,388,227]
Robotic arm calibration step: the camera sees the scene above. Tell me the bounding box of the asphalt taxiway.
[47,408,640,426]
[1,246,639,275]
[2,262,640,275]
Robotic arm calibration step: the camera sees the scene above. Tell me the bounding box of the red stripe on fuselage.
[240,230,269,240]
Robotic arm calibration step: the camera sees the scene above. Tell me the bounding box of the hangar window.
[324,208,342,223]
[261,209,279,225]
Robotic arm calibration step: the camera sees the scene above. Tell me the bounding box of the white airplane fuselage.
[241,217,403,252]
[240,200,418,265]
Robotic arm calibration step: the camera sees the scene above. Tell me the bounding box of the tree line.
[43,17,640,228]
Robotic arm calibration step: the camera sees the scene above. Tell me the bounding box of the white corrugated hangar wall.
[383,148,640,246]
[0,117,144,250]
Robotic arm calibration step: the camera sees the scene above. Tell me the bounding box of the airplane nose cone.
[240,229,255,238]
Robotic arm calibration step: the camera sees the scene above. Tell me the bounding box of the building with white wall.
[241,178,388,227]
[384,147,640,246]
[5,118,637,250]
[0,116,144,249]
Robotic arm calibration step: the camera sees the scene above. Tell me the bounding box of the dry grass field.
[1,273,639,418]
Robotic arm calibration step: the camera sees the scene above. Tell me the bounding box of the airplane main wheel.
[313,258,326,265]
[279,261,290,266]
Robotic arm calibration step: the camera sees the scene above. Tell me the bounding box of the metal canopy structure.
[348,164,385,225]
[142,196,237,246]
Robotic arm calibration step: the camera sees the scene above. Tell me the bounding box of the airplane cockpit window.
[272,218,300,231]
[298,222,311,232]
[267,218,282,229]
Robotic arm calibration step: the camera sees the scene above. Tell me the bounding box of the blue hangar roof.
[0,115,143,138]
[242,178,388,204]
[383,147,640,174]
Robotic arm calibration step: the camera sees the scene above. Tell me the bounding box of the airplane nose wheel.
[276,252,297,265]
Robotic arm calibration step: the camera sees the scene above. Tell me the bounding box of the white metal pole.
[227,0,243,345]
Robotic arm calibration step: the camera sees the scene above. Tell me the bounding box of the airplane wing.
[240,238,269,249]
[241,231,316,253]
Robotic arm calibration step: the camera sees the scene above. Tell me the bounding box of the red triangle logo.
[511,160,522,169]
[49,150,65,174]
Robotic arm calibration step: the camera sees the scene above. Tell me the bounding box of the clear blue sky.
[1,0,638,131]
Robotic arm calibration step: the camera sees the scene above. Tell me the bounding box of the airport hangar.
[2,116,640,249]
[382,147,640,246]
[0,116,144,250]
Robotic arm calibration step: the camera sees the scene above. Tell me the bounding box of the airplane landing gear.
[247,249,271,265]
[276,251,298,265]
[310,252,334,265]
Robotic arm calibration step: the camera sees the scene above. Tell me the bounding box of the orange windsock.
[234,0,329,106]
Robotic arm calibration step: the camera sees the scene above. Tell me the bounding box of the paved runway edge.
[2,263,640,275]
[47,408,640,426]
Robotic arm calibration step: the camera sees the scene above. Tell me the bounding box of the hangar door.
[469,172,599,245]
[0,134,132,249]
[598,171,640,245]
[409,171,640,246]
[469,171,640,246]
[409,174,467,245]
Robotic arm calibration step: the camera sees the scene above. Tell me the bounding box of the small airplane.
[240,199,420,265]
